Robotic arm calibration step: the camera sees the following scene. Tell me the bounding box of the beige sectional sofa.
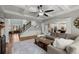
[47,45,66,54]
[46,33,79,54]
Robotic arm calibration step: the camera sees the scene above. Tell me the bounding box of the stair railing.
[19,21,31,33]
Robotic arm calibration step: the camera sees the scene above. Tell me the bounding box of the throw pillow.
[53,38,74,50]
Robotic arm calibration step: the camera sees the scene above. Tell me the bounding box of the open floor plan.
[0,5,79,54]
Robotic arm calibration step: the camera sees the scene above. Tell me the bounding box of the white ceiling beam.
[0,6,6,19]
[57,5,70,11]
[3,10,43,22]
[13,5,26,9]
[42,7,79,23]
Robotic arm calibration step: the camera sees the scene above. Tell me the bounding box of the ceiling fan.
[31,5,54,17]
[37,5,54,17]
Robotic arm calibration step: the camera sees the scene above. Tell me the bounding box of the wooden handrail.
[20,21,31,33]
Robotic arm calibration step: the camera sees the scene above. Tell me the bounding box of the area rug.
[12,39,46,54]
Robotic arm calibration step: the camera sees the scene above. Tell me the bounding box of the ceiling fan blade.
[44,13,48,17]
[45,10,54,12]
[27,12,38,17]
[31,12,38,13]
[37,15,39,17]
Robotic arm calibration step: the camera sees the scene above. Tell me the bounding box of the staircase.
[19,21,31,33]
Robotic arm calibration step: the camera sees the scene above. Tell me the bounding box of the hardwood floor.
[11,39,46,54]
[6,39,46,54]
[6,42,13,54]
[6,35,36,54]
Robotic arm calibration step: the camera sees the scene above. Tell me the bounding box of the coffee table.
[35,37,53,51]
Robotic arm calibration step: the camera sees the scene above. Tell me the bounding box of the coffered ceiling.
[0,5,79,22]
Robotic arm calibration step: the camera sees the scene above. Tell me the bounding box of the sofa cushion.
[53,38,74,49]
[66,34,78,40]
[47,45,66,54]
[56,33,67,39]
[52,33,78,40]
[75,36,79,41]
[66,41,79,54]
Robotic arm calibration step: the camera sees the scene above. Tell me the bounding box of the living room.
[0,5,79,54]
